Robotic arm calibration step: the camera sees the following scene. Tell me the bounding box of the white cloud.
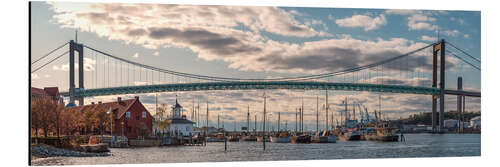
[153,51,159,56]
[443,29,460,37]
[421,35,437,42]
[335,14,387,31]
[31,73,39,79]
[385,9,421,15]
[52,57,96,71]
[407,14,437,31]
[464,34,470,38]
[133,53,139,58]
[49,2,324,39]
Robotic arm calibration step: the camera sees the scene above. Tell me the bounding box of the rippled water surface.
[62,133,480,165]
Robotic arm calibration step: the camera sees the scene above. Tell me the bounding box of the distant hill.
[392,110,480,125]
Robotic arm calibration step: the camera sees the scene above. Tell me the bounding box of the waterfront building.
[31,87,64,104]
[165,99,195,136]
[64,96,153,139]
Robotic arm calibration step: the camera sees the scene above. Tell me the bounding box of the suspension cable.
[83,42,435,82]
[31,42,69,65]
[31,51,69,73]
[448,50,481,70]
[446,42,481,63]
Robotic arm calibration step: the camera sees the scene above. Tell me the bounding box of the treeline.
[31,98,110,138]
[393,110,480,125]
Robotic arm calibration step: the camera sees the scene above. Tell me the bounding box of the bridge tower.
[432,39,445,133]
[68,40,84,106]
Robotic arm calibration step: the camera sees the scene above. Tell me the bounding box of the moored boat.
[374,127,399,142]
[338,129,362,141]
[291,132,311,144]
[270,131,291,143]
[256,136,270,142]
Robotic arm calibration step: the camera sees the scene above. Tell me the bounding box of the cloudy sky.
[30,2,481,131]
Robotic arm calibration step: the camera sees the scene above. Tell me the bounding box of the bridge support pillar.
[432,39,445,133]
[68,40,84,106]
[438,40,445,133]
[457,77,463,133]
[432,42,438,133]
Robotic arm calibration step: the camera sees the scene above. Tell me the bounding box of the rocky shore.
[31,143,110,166]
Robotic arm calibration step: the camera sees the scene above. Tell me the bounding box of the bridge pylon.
[432,39,446,133]
[68,40,84,106]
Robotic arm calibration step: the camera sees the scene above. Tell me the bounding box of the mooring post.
[224,131,227,151]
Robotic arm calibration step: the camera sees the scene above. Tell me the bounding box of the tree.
[31,98,62,137]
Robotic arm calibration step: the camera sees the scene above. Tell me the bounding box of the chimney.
[135,96,139,100]
[98,101,102,104]
[117,97,122,103]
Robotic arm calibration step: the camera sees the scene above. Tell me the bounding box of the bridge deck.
[61,81,446,97]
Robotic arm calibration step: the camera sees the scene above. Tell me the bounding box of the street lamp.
[107,107,113,136]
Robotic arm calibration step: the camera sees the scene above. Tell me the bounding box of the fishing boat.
[291,132,311,144]
[374,127,399,142]
[338,128,362,141]
[363,127,377,141]
[270,131,291,143]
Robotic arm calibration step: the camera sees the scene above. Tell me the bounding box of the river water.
[47,133,480,165]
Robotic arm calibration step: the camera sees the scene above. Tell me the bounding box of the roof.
[174,99,182,108]
[64,98,139,119]
[43,87,60,97]
[167,118,194,124]
[31,87,47,96]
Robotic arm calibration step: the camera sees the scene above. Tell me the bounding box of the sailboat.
[270,112,291,143]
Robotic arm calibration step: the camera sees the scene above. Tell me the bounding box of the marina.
[32,133,480,165]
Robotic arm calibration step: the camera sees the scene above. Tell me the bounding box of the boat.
[311,131,328,143]
[363,128,377,141]
[270,131,291,143]
[227,133,240,142]
[338,128,362,141]
[256,136,270,142]
[290,132,311,144]
[240,134,258,141]
[324,130,337,143]
[374,126,399,142]
[206,132,225,142]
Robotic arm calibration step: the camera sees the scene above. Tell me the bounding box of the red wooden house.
[64,96,153,139]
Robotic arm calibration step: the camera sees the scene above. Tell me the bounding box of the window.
[186,126,190,131]
[142,111,147,118]
[125,112,131,118]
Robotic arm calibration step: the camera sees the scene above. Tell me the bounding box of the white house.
[166,99,195,136]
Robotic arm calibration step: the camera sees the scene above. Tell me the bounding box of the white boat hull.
[270,136,291,143]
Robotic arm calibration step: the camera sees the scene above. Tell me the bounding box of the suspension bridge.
[31,39,481,133]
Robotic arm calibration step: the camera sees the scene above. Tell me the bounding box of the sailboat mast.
[301,97,304,132]
[316,96,319,132]
[278,112,281,132]
[326,89,329,131]
[247,105,250,132]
